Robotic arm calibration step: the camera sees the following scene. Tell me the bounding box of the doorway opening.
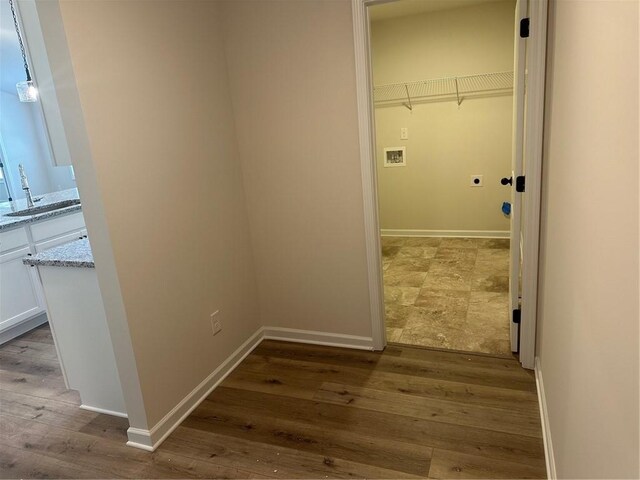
[369,0,519,356]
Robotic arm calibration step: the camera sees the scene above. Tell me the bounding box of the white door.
[506,0,528,352]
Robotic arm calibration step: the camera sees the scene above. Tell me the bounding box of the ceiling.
[1,0,30,95]
[369,0,512,21]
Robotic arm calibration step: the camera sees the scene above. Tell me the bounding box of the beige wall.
[58,0,261,426]
[371,1,515,233]
[537,0,639,478]
[219,0,373,336]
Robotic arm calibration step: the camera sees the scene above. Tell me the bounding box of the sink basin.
[4,199,81,217]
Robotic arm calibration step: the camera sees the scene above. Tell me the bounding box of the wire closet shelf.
[373,71,514,110]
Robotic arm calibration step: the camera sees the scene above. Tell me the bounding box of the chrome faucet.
[18,164,35,208]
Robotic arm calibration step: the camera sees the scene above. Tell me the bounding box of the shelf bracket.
[402,84,413,111]
[454,77,462,106]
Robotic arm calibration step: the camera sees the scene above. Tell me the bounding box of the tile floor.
[382,236,512,356]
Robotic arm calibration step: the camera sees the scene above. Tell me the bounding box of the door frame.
[351,0,549,369]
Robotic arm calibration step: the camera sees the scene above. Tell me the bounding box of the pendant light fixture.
[9,0,38,102]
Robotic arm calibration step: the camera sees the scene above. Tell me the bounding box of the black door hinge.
[512,309,521,324]
[520,18,530,38]
[516,175,525,192]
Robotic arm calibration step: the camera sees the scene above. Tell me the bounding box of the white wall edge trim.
[352,0,387,351]
[125,429,155,452]
[380,229,510,239]
[80,404,127,419]
[125,326,374,451]
[21,0,152,435]
[125,327,265,451]
[535,357,556,479]
[262,327,375,350]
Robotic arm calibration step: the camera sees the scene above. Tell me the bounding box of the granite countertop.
[23,238,94,268]
[0,188,82,231]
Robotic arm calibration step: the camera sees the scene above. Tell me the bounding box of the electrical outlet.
[400,127,408,140]
[470,175,483,187]
[210,311,222,335]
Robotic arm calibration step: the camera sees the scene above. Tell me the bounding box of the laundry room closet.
[370,0,517,355]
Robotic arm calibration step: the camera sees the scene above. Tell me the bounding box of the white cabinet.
[35,230,87,253]
[32,212,87,253]
[37,265,126,416]
[0,227,29,254]
[30,212,85,242]
[0,211,86,343]
[0,245,45,332]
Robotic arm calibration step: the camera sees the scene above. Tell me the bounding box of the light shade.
[16,80,38,102]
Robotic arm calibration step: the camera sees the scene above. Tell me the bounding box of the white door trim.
[351,0,548,368]
[519,0,549,369]
[352,0,386,351]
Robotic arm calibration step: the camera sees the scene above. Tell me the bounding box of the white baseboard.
[262,326,374,350]
[126,327,264,451]
[380,229,510,238]
[0,313,48,345]
[125,326,374,452]
[80,404,127,418]
[535,357,556,480]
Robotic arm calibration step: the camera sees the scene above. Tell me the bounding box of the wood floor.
[0,325,547,479]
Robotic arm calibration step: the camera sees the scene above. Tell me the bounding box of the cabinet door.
[0,247,45,332]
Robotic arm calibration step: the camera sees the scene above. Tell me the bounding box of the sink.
[4,199,81,217]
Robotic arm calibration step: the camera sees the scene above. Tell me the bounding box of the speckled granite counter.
[0,188,81,231]
[23,238,94,268]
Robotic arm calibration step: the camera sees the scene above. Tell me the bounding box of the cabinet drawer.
[0,227,29,254]
[35,230,87,253]
[30,212,86,242]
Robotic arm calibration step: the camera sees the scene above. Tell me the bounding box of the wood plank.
[138,449,272,479]
[0,415,23,439]
[202,387,545,467]
[186,398,432,476]
[232,354,540,413]
[381,343,524,370]
[0,367,80,403]
[427,448,546,479]
[15,324,54,344]
[0,389,127,442]
[257,340,534,380]
[0,325,545,478]
[0,442,115,479]
[314,382,542,438]
[0,415,147,479]
[0,388,97,431]
[0,338,59,361]
[0,349,62,378]
[78,414,130,443]
[0,414,265,479]
[254,341,537,392]
[165,425,424,479]
[225,363,322,400]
